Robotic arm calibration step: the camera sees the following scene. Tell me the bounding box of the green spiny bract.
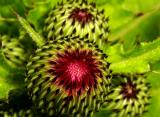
[25,36,112,117]
[105,73,150,117]
[44,0,109,45]
[1,35,27,67]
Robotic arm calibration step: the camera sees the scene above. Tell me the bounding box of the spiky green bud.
[105,73,150,117]
[44,0,109,45]
[25,36,112,117]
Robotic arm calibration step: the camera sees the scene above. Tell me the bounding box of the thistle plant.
[0,0,160,117]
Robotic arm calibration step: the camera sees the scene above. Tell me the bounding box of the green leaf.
[16,13,45,47]
[142,72,160,117]
[0,53,25,99]
[109,37,160,73]
[109,5,160,42]
[0,66,12,98]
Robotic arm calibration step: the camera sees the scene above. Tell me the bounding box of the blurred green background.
[0,0,160,116]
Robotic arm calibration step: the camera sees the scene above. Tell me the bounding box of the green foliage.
[0,0,160,117]
[16,13,45,46]
[106,37,160,73]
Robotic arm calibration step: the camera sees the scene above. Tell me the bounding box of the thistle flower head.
[26,36,111,117]
[69,8,93,24]
[51,49,102,96]
[106,74,151,117]
[44,0,109,44]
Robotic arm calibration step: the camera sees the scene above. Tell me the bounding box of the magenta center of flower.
[48,49,101,96]
[67,61,88,82]
[120,80,138,100]
[70,8,93,24]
